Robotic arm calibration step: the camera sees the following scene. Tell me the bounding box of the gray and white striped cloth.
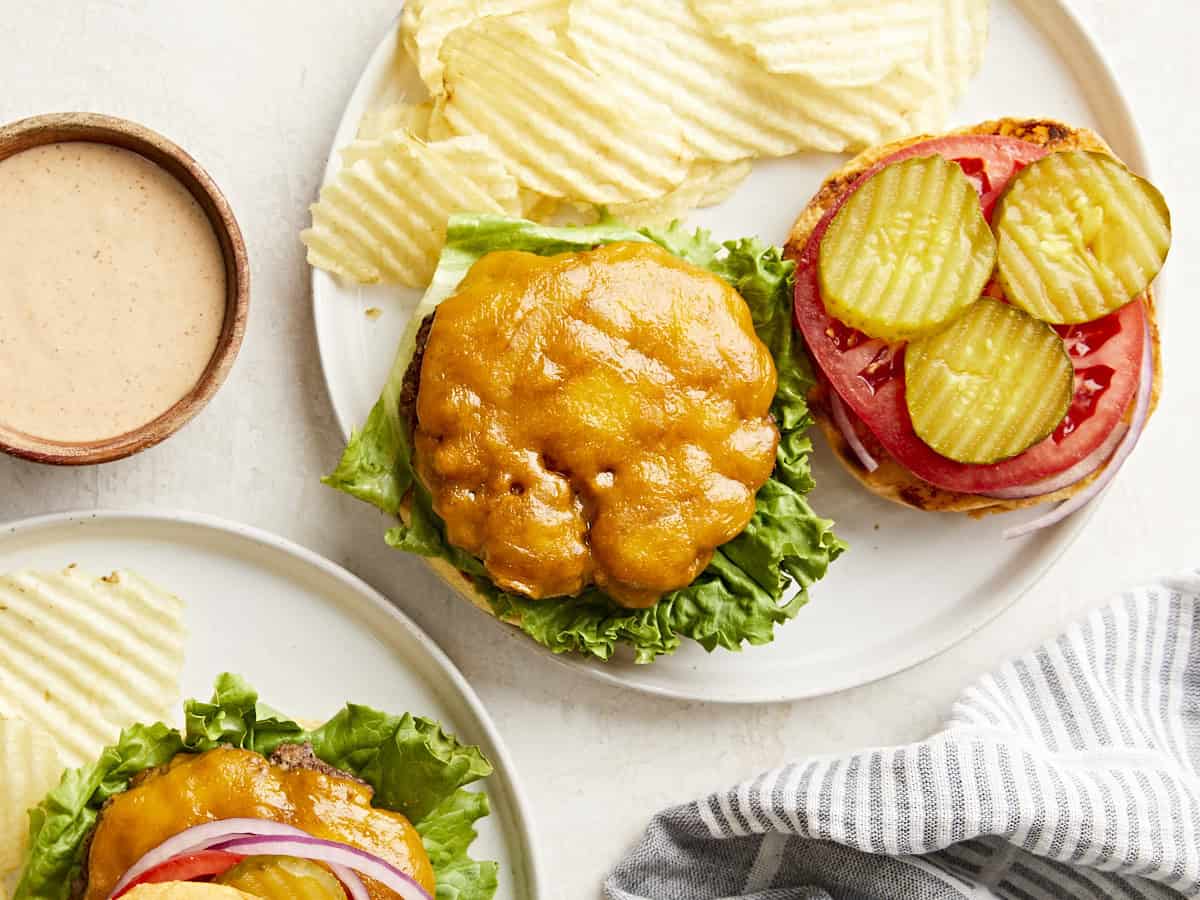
[607,573,1200,899]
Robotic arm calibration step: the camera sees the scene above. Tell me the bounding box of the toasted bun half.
[122,885,259,900]
[398,494,525,630]
[783,118,1162,514]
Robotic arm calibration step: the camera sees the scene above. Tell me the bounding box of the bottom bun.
[398,496,526,629]
[784,118,1162,515]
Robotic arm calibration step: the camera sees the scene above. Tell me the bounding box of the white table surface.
[1,3,1197,898]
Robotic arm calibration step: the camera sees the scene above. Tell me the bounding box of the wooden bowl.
[0,112,249,465]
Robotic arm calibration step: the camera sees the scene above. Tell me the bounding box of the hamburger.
[783,119,1168,535]
[12,675,495,900]
[326,214,846,662]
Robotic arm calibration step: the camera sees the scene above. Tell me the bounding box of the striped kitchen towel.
[607,573,1200,899]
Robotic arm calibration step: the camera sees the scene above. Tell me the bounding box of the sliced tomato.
[892,135,1045,219]
[792,135,1146,493]
[113,850,246,897]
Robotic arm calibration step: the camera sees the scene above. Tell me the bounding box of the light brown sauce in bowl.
[0,142,226,443]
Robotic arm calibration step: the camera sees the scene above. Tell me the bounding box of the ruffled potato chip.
[437,14,692,203]
[303,134,521,286]
[0,718,62,874]
[0,568,184,769]
[909,0,990,130]
[690,0,936,87]
[309,0,990,290]
[608,159,754,226]
[568,0,932,162]
[399,0,567,93]
[357,100,434,141]
[519,189,560,222]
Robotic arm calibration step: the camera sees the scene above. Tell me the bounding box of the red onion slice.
[829,389,879,473]
[108,818,366,899]
[983,421,1129,500]
[212,835,431,900]
[330,867,371,900]
[1003,322,1154,540]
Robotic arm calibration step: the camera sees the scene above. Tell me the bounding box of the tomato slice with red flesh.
[793,135,1146,493]
[113,850,246,897]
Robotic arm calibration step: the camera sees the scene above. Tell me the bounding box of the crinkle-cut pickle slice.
[218,855,347,900]
[818,154,997,342]
[905,299,1073,465]
[995,150,1171,324]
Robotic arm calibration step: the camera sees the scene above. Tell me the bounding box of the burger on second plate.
[10,674,496,900]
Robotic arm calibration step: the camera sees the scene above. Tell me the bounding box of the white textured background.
[1,2,1197,898]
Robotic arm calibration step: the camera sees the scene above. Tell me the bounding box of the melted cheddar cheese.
[84,748,433,900]
[415,241,779,607]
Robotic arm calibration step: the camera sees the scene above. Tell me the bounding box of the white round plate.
[0,510,544,899]
[312,1,1155,702]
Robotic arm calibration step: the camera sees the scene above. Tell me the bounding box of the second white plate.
[312,0,1155,702]
[0,510,544,898]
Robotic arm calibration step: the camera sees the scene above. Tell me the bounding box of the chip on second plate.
[0,718,62,875]
[0,568,185,769]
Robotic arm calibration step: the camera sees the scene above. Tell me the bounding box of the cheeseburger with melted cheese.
[12,675,496,900]
[328,216,844,662]
[411,242,779,607]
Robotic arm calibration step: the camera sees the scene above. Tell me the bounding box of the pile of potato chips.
[0,568,185,885]
[303,0,989,288]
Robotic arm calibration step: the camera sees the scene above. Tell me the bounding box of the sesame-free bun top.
[122,885,259,900]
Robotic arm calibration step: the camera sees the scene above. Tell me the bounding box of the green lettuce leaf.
[416,791,498,900]
[15,724,184,899]
[182,671,304,751]
[325,213,846,662]
[15,675,496,900]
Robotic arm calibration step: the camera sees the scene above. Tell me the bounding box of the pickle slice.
[905,299,1073,464]
[218,855,347,900]
[995,150,1170,324]
[819,154,997,342]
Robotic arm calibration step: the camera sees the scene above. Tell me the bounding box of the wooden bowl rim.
[0,112,250,466]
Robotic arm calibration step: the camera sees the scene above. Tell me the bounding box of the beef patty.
[268,742,368,787]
